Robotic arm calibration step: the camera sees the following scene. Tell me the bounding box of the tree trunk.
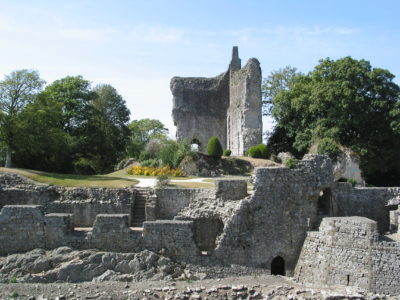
[5,146,12,168]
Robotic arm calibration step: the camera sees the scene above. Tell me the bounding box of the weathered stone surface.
[171,47,262,155]
[0,248,182,283]
[333,148,365,186]
[214,179,247,201]
[295,216,400,295]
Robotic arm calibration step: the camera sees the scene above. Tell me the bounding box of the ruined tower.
[171,47,262,155]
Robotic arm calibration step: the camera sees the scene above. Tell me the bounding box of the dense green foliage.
[0,71,131,174]
[223,149,231,157]
[248,145,261,158]
[159,139,191,168]
[248,144,270,159]
[284,158,299,169]
[264,57,400,186]
[206,136,223,159]
[316,138,342,162]
[0,70,45,167]
[126,118,169,159]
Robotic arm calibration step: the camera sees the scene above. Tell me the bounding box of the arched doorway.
[271,256,285,276]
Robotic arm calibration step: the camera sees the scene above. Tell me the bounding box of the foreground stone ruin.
[1,154,400,295]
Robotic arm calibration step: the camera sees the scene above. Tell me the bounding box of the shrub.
[248,146,261,158]
[223,149,231,157]
[73,158,96,175]
[285,158,299,169]
[159,139,191,168]
[206,136,223,159]
[8,277,17,284]
[317,138,341,162]
[138,150,151,162]
[338,177,358,187]
[249,144,270,159]
[256,144,270,158]
[156,174,170,187]
[140,159,159,168]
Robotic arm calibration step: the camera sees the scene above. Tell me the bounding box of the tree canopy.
[0,70,45,167]
[0,72,132,174]
[264,57,400,186]
[126,118,169,159]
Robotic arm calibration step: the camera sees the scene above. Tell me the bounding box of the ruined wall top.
[229,46,241,71]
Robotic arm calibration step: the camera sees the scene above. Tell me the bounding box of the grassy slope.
[0,167,138,188]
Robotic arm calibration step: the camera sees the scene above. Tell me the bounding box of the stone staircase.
[131,189,150,227]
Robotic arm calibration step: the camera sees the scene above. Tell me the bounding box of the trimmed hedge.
[248,144,270,159]
[223,149,232,157]
[206,136,223,159]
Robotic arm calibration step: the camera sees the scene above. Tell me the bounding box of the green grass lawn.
[0,167,138,188]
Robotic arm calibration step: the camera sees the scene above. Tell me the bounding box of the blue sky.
[1,0,399,136]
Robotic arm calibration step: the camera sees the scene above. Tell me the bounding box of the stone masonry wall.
[153,188,215,220]
[227,58,262,155]
[0,174,135,227]
[171,72,230,151]
[0,205,200,261]
[0,205,45,254]
[331,183,400,233]
[171,47,262,154]
[214,179,247,201]
[295,216,400,295]
[212,155,334,274]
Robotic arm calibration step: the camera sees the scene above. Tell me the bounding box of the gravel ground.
[0,274,393,300]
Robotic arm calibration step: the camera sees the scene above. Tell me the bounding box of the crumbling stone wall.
[227,58,262,155]
[0,205,199,260]
[331,183,400,233]
[0,173,134,227]
[171,47,262,155]
[295,217,400,295]
[171,72,230,151]
[214,179,247,201]
[212,155,334,274]
[152,188,215,220]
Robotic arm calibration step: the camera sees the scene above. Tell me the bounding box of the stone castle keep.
[1,48,400,295]
[171,47,263,155]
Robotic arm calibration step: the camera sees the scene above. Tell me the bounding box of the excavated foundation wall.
[331,183,400,233]
[295,217,400,295]
[0,205,199,260]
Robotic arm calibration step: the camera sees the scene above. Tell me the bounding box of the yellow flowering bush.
[126,165,185,177]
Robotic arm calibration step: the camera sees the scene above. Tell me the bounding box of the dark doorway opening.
[315,188,332,229]
[271,256,285,276]
[191,138,201,152]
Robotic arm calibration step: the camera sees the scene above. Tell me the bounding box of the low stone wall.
[0,205,45,254]
[331,183,400,233]
[0,173,135,227]
[295,217,400,295]
[143,220,199,259]
[0,205,200,260]
[153,188,215,220]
